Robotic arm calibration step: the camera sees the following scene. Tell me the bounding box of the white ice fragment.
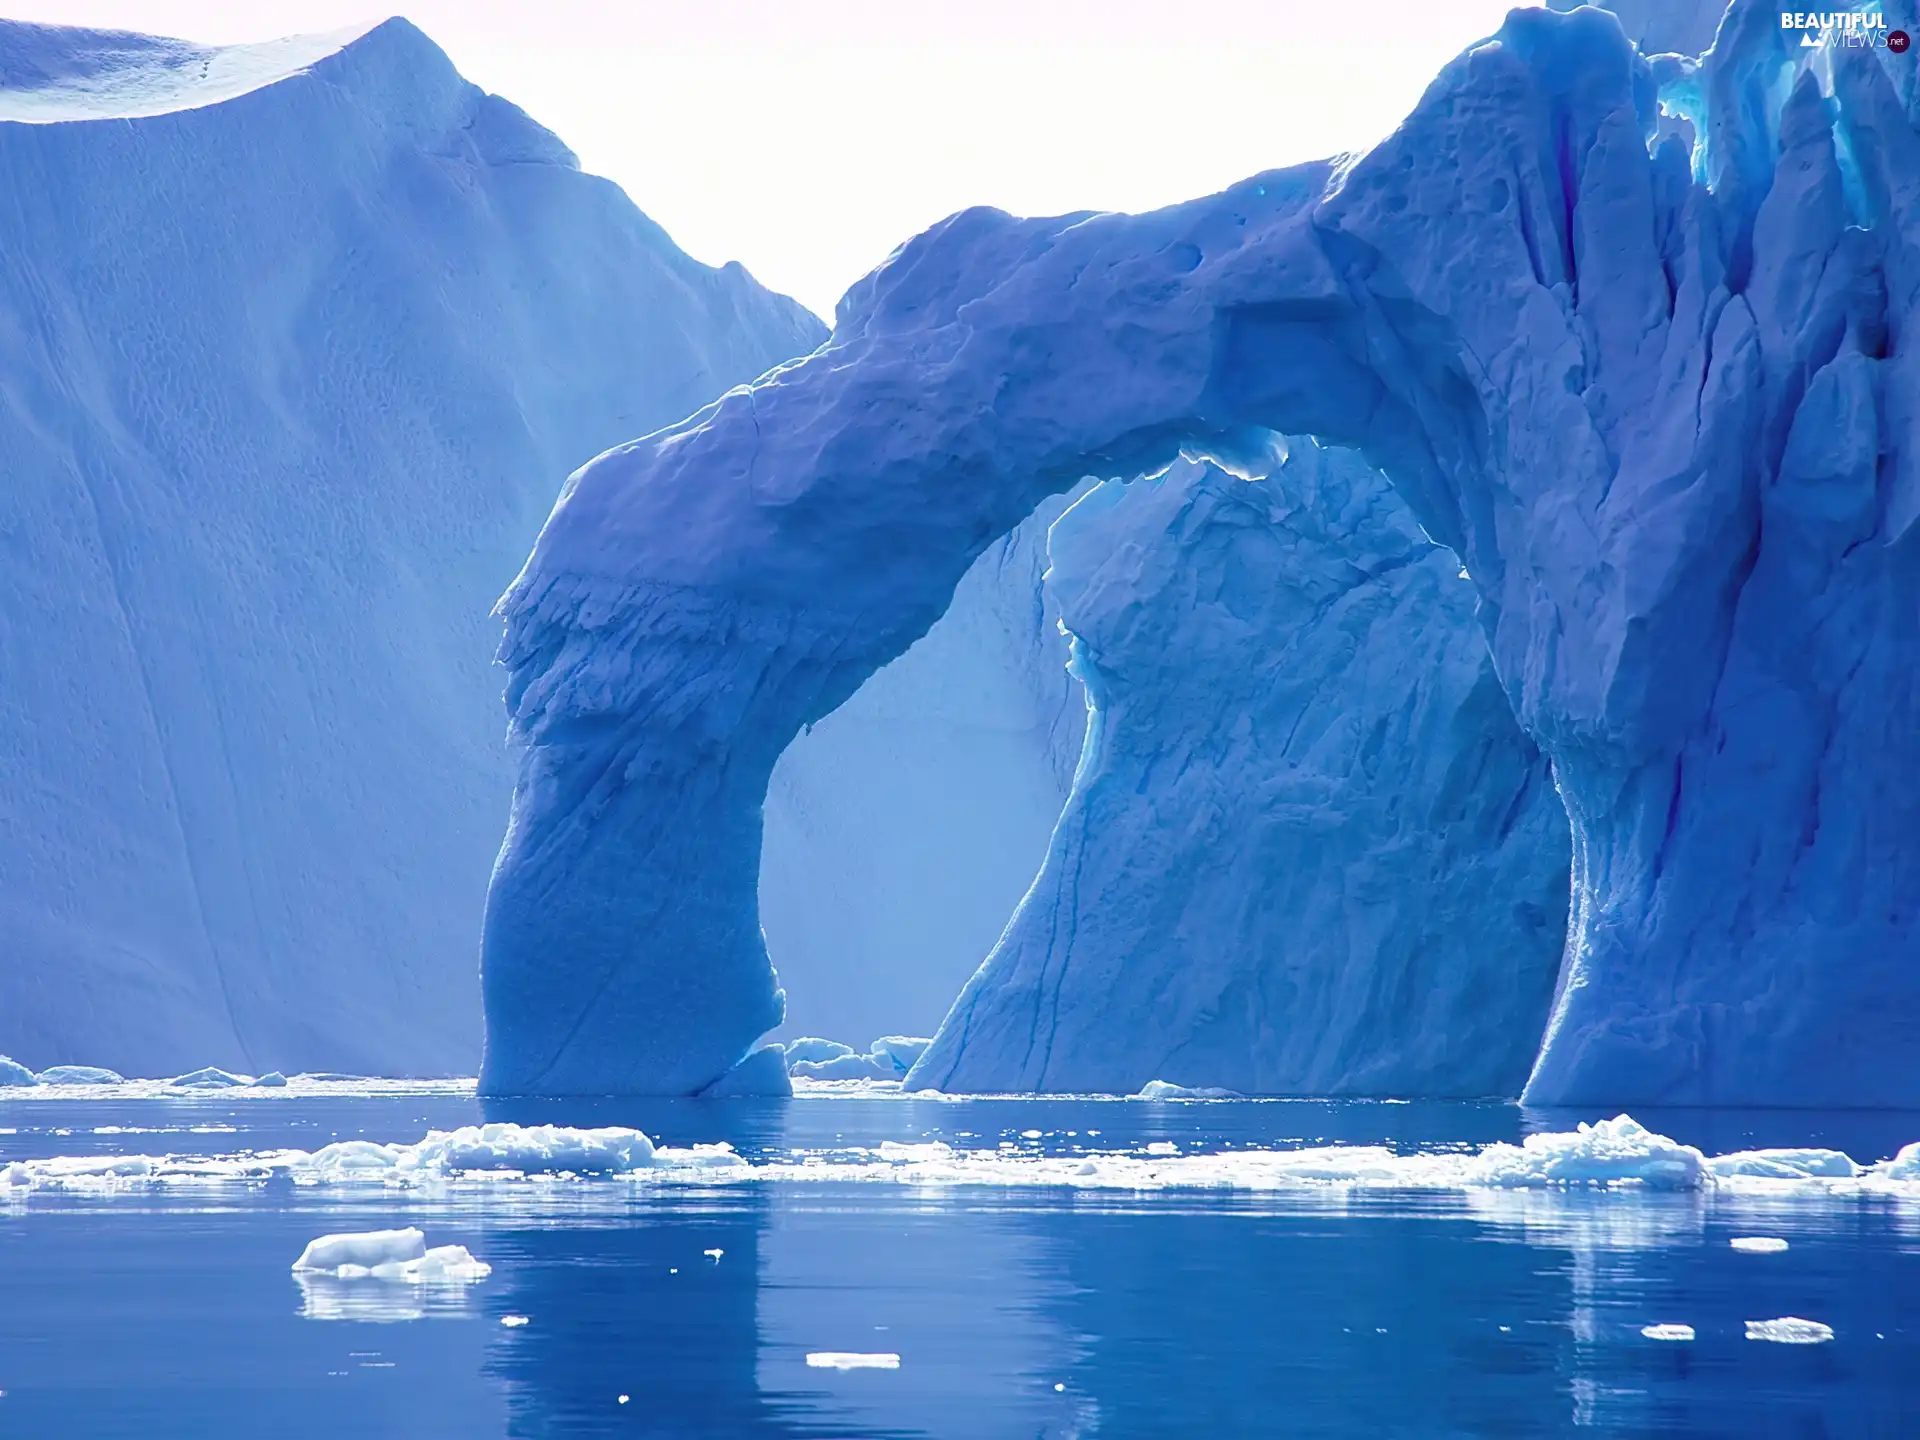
[1641,1324,1695,1341]
[34,1065,123,1086]
[783,1038,856,1067]
[166,1067,253,1088]
[1466,1116,1706,1189]
[1730,1236,1790,1253]
[293,1228,426,1273]
[1874,1142,1920,1180]
[371,1245,490,1283]
[1020,1129,1043,1140]
[1746,1317,1833,1344]
[806,1352,900,1370]
[501,1315,529,1327]
[1145,1141,1179,1155]
[251,1072,288,1088]
[703,1248,723,1261]
[1135,1080,1243,1100]
[1707,1148,1857,1179]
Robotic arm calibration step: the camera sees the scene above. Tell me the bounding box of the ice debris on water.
[704,1248,723,1261]
[9,1115,1920,1202]
[1641,1324,1695,1342]
[1730,1237,1790,1254]
[1746,1318,1834,1345]
[1135,1081,1244,1100]
[292,1227,489,1282]
[501,1315,529,1328]
[806,1353,900,1370]
[0,1057,37,1087]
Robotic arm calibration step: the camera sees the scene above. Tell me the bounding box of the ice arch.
[909,452,1570,1098]
[482,2,1920,1104]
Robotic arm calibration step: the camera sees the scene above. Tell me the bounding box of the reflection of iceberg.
[294,1272,481,1325]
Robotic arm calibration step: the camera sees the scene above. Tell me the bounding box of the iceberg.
[34,1065,124,1086]
[292,1226,490,1282]
[482,0,1920,1104]
[0,18,823,1080]
[909,452,1568,1097]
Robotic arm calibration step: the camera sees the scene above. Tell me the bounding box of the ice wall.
[910,452,1568,1097]
[760,493,1083,1047]
[486,0,1920,1105]
[0,19,823,1077]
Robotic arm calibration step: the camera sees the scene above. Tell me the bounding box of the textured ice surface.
[1135,1082,1244,1101]
[483,0,1920,1102]
[789,1036,934,1081]
[761,498,1084,1046]
[0,18,822,1080]
[1641,1324,1696,1341]
[293,1227,489,1282]
[293,1227,427,1272]
[911,453,1568,1097]
[782,1039,856,1066]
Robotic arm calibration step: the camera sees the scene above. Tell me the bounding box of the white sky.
[9,1,1519,318]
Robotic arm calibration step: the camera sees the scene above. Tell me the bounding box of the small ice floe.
[501,1315,529,1328]
[166,1067,253,1089]
[1874,1142,1920,1180]
[1641,1324,1695,1342]
[787,1035,931,1082]
[291,1227,490,1282]
[1730,1236,1790,1254]
[1746,1317,1834,1344]
[1145,1141,1179,1156]
[1707,1148,1858,1180]
[35,1065,123,1086]
[703,1248,723,1261]
[252,1072,288,1088]
[806,1352,900,1370]
[1135,1080,1243,1100]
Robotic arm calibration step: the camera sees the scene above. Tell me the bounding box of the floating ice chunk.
[1874,1142,1920,1180]
[1730,1237,1790,1254]
[167,1067,253,1089]
[875,1141,954,1162]
[35,1066,123,1085]
[1135,1080,1243,1100]
[1746,1318,1833,1344]
[703,1248,723,1261]
[501,1315,529,1327]
[1465,1117,1707,1190]
[699,1044,793,1098]
[868,1037,932,1073]
[806,1352,900,1370]
[302,1123,658,1181]
[1707,1149,1858,1180]
[1641,1324,1695,1341]
[251,1072,288,1088]
[373,1245,490,1283]
[1145,1141,1179,1156]
[790,1053,895,1081]
[784,1038,856,1067]
[293,1228,427,1273]
[0,1057,38,1087]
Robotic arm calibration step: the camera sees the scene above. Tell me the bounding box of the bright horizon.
[6,1,1519,318]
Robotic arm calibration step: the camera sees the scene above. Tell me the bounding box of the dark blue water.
[1,1094,1917,1437]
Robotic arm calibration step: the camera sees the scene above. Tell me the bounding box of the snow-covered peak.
[0,17,389,124]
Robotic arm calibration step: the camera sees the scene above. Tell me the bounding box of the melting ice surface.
[2,1090,1919,1435]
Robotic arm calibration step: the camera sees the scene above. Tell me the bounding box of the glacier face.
[488,0,1919,1104]
[759,492,1083,1048]
[909,452,1569,1097]
[0,19,822,1078]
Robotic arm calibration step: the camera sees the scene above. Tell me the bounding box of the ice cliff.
[486,0,1920,1104]
[0,19,822,1077]
[908,451,1569,1097]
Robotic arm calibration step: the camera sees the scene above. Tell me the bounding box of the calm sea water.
[1,1093,1917,1438]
